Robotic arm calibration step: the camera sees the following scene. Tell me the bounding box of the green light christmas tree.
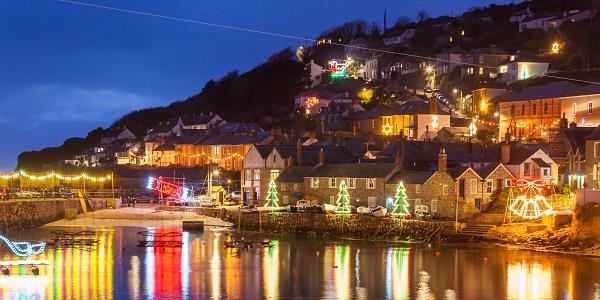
[335,180,351,214]
[392,181,410,216]
[264,179,280,208]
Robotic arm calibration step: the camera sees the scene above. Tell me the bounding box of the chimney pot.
[438,147,447,171]
[287,156,294,167]
[296,139,303,166]
[319,148,326,164]
[501,139,511,164]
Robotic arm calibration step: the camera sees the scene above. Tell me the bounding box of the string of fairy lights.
[133,151,244,161]
[57,0,600,86]
[0,171,112,182]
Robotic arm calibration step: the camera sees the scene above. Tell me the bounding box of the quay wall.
[0,198,119,232]
[194,208,457,240]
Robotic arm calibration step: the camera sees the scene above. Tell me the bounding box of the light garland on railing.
[0,171,111,182]
[0,234,46,260]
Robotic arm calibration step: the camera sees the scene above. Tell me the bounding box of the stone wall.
[0,199,80,232]
[224,211,455,241]
[572,206,600,246]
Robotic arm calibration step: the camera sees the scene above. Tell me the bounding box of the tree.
[392,182,410,216]
[265,180,280,208]
[335,180,351,214]
[416,10,429,23]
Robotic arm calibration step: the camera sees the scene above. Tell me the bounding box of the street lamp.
[425,65,435,90]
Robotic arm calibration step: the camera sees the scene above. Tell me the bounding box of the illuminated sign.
[509,179,552,219]
[0,234,46,260]
[147,177,191,200]
[328,59,349,79]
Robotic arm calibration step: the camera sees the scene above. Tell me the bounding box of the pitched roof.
[448,166,472,180]
[307,162,397,178]
[531,157,551,168]
[475,162,513,179]
[386,169,435,184]
[181,113,219,125]
[218,122,264,134]
[561,127,595,154]
[585,125,600,140]
[174,130,207,145]
[275,145,358,166]
[276,166,313,183]
[497,81,600,102]
[254,145,276,159]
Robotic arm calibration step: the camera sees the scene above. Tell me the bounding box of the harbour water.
[1,227,600,299]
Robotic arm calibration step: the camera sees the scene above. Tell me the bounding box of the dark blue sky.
[0,0,512,170]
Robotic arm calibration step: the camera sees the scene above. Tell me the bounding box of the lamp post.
[426,65,435,90]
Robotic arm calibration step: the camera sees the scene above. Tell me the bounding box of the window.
[367,178,376,189]
[293,183,299,190]
[415,184,421,194]
[479,67,484,75]
[521,104,526,115]
[532,103,536,114]
[311,178,319,188]
[595,142,600,158]
[431,199,438,213]
[486,180,493,193]
[213,145,220,156]
[544,102,549,114]
[368,196,377,207]
[504,179,511,187]
[415,198,422,206]
[470,179,478,194]
[442,185,448,195]
[524,163,531,176]
[253,169,261,181]
[478,56,484,64]
[281,183,287,191]
[572,103,578,115]
[542,168,550,177]
[270,170,279,180]
[329,178,337,188]
[272,155,276,162]
[589,102,593,114]
[283,196,289,205]
[329,196,335,205]
[511,104,515,116]
[347,178,356,189]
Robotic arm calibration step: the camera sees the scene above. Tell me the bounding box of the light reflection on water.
[0,227,599,299]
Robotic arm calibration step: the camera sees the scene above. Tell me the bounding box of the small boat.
[322,204,337,212]
[371,206,388,217]
[357,206,370,214]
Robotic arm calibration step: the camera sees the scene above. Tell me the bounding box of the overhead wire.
[58,0,600,85]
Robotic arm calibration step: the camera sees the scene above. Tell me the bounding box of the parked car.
[16,188,42,198]
[134,192,156,203]
[230,190,241,200]
[58,188,75,198]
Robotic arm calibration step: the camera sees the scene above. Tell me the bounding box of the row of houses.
[241,134,562,219]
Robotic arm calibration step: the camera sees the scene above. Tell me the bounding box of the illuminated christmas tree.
[335,180,351,214]
[392,182,410,216]
[264,180,280,208]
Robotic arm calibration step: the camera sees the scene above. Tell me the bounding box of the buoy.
[333,265,338,268]
[435,251,441,256]
[1,266,9,276]
[32,266,40,276]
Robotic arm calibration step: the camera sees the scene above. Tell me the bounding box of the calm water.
[1,227,600,300]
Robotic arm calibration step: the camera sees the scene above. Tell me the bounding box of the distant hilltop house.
[382,28,416,47]
[496,53,550,85]
[100,126,136,144]
[181,113,223,130]
[461,46,510,79]
[518,9,598,32]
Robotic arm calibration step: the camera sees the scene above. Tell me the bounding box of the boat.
[322,204,337,212]
[371,206,388,217]
[357,206,370,214]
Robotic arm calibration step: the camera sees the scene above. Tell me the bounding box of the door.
[496,179,502,191]
[459,179,465,197]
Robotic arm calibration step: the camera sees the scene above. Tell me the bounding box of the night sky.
[0,0,512,170]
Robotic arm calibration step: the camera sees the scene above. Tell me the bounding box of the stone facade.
[304,177,388,207]
[386,171,456,218]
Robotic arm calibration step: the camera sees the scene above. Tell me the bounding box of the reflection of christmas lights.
[469,121,477,137]
[510,178,553,219]
[431,116,439,130]
[147,177,191,200]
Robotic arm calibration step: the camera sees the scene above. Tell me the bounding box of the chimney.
[501,139,511,165]
[569,121,577,129]
[491,44,497,55]
[429,99,437,114]
[560,113,568,129]
[395,150,404,169]
[287,156,294,167]
[296,139,303,166]
[319,148,326,164]
[438,148,447,171]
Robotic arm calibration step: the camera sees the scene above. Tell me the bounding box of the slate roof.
[308,162,397,178]
[562,127,595,154]
[175,130,207,145]
[154,143,176,151]
[218,122,264,134]
[101,126,131,138]
[379,140,484,170]
[354,99,445,120]
[181,113,219,125]
[448,166,471,180]
[585,126,600,140]
[276,166,313,183]
[531,157,551,168]
[474,162,513,179]
[254,145,276,159]
[275,145,358,166]
[386,169,435,184]
[497,81,600,102]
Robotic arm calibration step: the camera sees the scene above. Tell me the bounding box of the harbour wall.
[0,198,119,232]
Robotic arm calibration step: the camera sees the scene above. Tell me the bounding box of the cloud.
[19,85,158,124]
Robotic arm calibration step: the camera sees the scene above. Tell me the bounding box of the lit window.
[470,179,478,194]
[415,184,421,194]
[281,183,287,191]
[442,185,448,195]
[270,170,279,180]
[213,145,220,156]
[431,199,438,213]
[486,180,493,193]
[253,169,261,181]
[544,103,549,114]
[573,103,578,115]
[329,178,337,188]
[348,178,356,189]
[479,67,484,75]
[311,178,319,188]
[367,178,376,189]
